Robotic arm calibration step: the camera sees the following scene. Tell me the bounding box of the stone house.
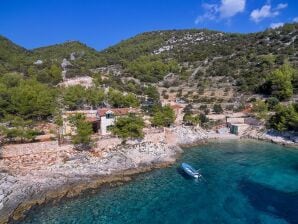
[62,108,136,136]
[226,116,259,136]
[96,108,133,135]
[229,123,250,135]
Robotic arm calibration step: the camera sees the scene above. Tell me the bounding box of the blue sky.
[0,0,297,50]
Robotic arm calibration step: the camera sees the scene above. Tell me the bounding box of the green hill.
[0,35,31,73]
[0,23,297,93]
[98,23,297,92]
[32,41,101,65]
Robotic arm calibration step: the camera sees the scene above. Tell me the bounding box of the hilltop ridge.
[0,23,297,99]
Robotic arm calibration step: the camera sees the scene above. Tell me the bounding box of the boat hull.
[181,163,200,178]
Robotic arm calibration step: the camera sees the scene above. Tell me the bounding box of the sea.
[20,140,298,224]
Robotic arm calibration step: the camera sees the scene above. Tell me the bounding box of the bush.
[107,89,139,108]
[9,79,57,120]
[144,85,160,102]
[260,63,295,100]
[204,108,210,115]
[0,115,39,143]
[151,105,175,127]
[183,114,200,126]
[268,104,298,131]
[68,114,93,150]
[252,99,268,120]
[126,55,179,82]
[199,113,209,124]
[213,104,223,114]
[199,104,207,110]
[183,104,193,114]
[266,97,279,110]
[111,114,144,139]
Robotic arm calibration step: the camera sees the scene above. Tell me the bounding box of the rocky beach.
[1,125,297,223]
[0,126,207,224]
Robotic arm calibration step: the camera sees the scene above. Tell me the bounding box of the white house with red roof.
[62,108,137,136]
[97,108,132,135]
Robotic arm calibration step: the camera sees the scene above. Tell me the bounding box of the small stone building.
[62,108,137,136]
[226,116,259,136]
[97,108,133,135]
[230,123,250,135]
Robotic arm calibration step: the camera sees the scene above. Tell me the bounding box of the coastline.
[0,126,206,224]
[6,163,172,224]
[0,126,297,224]
[242,129,298,149]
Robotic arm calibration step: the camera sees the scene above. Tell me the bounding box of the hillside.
[0,35,31,73]
[0,23,297,97]
[101,25,297,65]
[98,23,297,92]
[0,23,297,142]
[32,41,101,66]
[0,39,103,79]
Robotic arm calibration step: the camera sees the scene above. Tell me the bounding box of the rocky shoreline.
[4,164,171,224]
[0,126,207,224]
[1,126,296,224]
[242,128,298,148]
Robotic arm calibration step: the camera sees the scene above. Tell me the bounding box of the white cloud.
[250,5,278,23]
[250,3,287,23]
[294,17,298,22]
[195,3,219,24]
[219,0,246,18]
[276,3,288,10]
[195,0,246,24]
[270,22,284,29]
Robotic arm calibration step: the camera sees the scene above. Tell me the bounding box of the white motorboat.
[181,163,201,179]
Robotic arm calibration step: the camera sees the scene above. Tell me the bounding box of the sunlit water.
[20,140,298,224]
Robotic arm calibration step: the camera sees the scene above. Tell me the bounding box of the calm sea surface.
[20,140,298,224]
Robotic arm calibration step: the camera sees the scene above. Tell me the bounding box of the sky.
[0,0,297,50]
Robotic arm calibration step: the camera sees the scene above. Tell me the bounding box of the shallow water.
[20,140,298,224]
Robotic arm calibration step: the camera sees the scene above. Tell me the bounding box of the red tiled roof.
[64,110,97,122]
[170,104,183,109]
[97,108,131,117]
[86,117,98,122]
[64,110,97,116]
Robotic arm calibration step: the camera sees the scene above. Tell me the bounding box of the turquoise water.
[20,140,298,224]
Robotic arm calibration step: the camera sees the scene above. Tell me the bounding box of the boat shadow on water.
[177,167,193,180]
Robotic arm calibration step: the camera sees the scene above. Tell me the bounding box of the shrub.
[0,115,39,143]
[183,114,200,126]
[151,105,175,127]
[213,104,223,114]
[111,114,144,139]
[68,114,93,150]
[199,113,209,124]
[183,104,193,114]
[260,63,295,100]
[266,97,279,110]
[252,100,268,120]
[268,104,298,131]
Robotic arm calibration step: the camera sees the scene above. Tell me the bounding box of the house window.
[106,113,114,119]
